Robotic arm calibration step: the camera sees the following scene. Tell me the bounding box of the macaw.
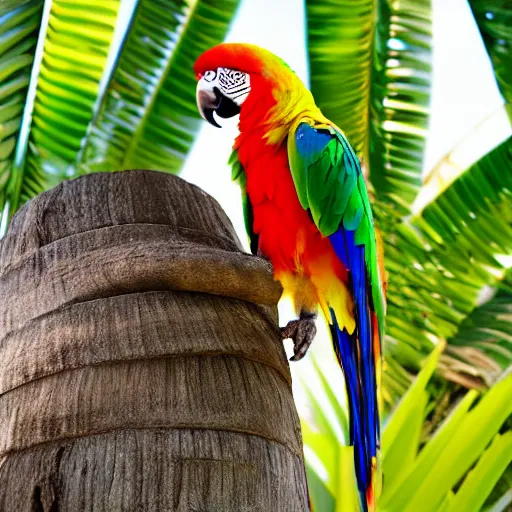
[194,43,386,512]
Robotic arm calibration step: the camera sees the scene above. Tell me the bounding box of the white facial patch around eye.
[216,67,251,106]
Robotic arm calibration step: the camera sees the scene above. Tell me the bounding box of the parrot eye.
[203,70,217,82]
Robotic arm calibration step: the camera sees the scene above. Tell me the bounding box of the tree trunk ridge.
[0,170,309,511]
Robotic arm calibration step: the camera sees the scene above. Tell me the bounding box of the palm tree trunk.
[0,170,309,511]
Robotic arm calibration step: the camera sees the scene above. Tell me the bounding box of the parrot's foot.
[281,312,317,361]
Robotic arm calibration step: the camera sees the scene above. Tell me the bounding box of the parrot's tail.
[326,231,381,512]
[329,313,380,512]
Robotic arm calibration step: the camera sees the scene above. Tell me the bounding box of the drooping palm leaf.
[305,0,374,157]
[306,0,432,212]
[77,0,241,174]
[413,136,512,330]
[384,137,512,385]
[0,0,240,232]
[2,0,121,224]
[369,0,432,211]
[415,136,512,255]
[468,0,512,123]
[442,275,512,387]
[0,0,42,222]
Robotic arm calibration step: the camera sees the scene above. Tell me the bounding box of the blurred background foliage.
[0,0,511,510]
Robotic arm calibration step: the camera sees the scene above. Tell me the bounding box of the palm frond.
[383,137,512,386]
[369,0,432,211]
[442,275,512,387]
[306,0,375,157]
[306,0,433,212]
[0,0,42,221]
[2,0,121,223]
[0,0,240,232]
[77,0,240,174]
[446,431,512,512]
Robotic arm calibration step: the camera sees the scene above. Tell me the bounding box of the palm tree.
[1,0,511,509]
[0,170,307,511]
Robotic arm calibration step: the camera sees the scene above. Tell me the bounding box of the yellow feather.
[313,273,356,333]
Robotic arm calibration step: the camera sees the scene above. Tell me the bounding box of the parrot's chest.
[242,148,326,274]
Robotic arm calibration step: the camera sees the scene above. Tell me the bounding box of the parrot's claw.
[281,312,317,361]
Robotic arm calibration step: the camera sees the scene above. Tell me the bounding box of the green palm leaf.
[2,0,121,223]
[78,0,240,174]
[446,431,512,512]
[468,0,512,123]
[401,374,512,512]
[443,278,512,386]
[0,0,240,232]
[306,0,432,211]
[0,0,42,221]
[413,137,512,325]
[306,0,374,157]
[384,136,512,385]
[369,0,432,210]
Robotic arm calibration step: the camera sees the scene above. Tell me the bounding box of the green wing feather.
[229,150,259,255]
[287,120,385,327]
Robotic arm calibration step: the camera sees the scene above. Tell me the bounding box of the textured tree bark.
[0,170,309,511]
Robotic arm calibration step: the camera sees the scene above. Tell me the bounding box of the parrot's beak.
[196,79,221,128]
[196,78,240,128]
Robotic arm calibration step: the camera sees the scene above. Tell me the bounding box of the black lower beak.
[215,89,241,120]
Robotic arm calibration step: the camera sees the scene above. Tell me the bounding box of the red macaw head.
[194,43,298,128]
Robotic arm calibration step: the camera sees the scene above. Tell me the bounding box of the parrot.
[194,43,386,512]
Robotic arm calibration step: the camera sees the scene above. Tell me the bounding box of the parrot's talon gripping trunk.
[281,311,317,361]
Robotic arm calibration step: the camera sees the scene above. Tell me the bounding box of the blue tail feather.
[329,316,368,510]
[329,228,379,511]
